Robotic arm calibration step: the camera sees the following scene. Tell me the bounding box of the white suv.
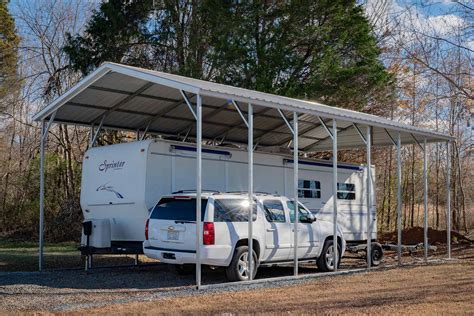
[143,192,345,281]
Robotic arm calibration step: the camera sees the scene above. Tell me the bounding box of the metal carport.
[33,62,454,288]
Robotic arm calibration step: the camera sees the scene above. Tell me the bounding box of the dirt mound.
[379,227,472,245]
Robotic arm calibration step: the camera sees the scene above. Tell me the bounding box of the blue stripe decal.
[145,246,196,254]
[170,145,232,157]
[284,159,363,171]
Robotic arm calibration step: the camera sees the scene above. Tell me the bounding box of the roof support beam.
[180,90,197,120]
[318,116,333,140]
[353,123,367,145]
[277,109,294,135]
[41,111,57,141]
[410,133,424,151]
[231,100,249,128]
[384,129,397,146]
[90,114,106,147]
[140,119,152,141]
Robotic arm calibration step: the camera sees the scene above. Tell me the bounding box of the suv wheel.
[226,245,258,281]
[317,239,341,272]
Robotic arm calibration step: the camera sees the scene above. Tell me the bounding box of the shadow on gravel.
[0,260,327,291]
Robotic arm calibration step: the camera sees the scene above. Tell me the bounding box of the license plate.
[167,230,179,241]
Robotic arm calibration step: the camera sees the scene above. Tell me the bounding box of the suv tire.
[317,239,341,272]
[226,245,258,281]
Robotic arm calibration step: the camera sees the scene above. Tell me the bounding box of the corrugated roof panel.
[253,115,282,130]
[165,103,201,120]
[142,83,183,101]
[55,105,103,124]
[301,126,328,139]
[70,88,126,108]
[119,96,172,114]
[206,110,242,124]
[148,117,184,132]
[93,72,148,93]
[105,111,149,129]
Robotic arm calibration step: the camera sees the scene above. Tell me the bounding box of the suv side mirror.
[299,213,316,223]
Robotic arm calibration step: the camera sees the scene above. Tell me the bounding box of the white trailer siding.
[81,139,376,244]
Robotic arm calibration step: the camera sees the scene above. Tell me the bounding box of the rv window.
[213,199,257,222]
[262,200,286,223]
[337,183,356,200]
[298,180,321,199]
[150,198,207,221]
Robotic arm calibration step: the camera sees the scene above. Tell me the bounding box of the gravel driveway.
[0,244,470,313]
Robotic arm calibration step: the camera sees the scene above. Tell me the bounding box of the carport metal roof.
[32,62,454,279]
[33,62,453,150]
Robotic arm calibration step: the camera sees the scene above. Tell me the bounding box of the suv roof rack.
[225,191,279,196]
[172,189,221,194]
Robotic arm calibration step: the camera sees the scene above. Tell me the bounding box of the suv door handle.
[266,228,276,232]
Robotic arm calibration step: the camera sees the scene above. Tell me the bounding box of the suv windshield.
[150,198,207,221]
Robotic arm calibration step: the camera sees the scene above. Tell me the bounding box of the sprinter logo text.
[98,160,125,172]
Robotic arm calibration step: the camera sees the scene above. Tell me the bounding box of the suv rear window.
[150,198,207,221]
[214,199,257,222]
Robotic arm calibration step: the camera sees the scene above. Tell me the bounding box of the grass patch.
[0,237,80,271]
[0,238,78,253]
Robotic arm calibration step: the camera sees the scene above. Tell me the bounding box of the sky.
[364,0,472,48]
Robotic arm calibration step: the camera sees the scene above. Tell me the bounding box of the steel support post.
[446,141,451,259]
[38,112,56,272]
[397,133,402,265]
[332,119,338,272]
[39,121,46,272]
[293,112,299,276]
[248,103,254,280]
[423,138,428,261]
[196,94,202,289]
[366,126,372,268]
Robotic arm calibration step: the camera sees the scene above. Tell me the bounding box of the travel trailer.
[79,139,376,257]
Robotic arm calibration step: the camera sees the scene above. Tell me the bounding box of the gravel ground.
[81,259,474,315]
[0,243,471,313]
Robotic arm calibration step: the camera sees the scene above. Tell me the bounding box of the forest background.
[0,0,472,242]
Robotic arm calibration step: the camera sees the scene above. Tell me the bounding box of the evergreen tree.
[0,0,20,114]
[64,0,394,111]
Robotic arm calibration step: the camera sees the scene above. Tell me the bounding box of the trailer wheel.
[370,243,384,266]
[225,245,258,281]
[317,239,341,272]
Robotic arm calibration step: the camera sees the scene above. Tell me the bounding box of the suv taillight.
[145,218,150,240]
[203,222,215,245]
